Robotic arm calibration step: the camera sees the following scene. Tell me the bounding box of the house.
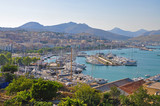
[143,81,160,95]
[119,80,145,95]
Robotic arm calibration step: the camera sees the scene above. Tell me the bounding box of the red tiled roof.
[119,80,145,95]
[94,78,133,92]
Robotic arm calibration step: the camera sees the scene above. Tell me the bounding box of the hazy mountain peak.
[136,29,147,32]
[68,21,77,24]
[109,27,148,37]
[112,27,121,30]
[19,22,44,29]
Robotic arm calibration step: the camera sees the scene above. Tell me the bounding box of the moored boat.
[125,60,137,66]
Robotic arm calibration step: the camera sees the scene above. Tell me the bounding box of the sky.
[0,0,160,31]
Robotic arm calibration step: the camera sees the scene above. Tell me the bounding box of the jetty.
[86,53,137,66]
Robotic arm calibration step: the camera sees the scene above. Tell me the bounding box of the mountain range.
[0,22,130,40]
[140,30,160,36]
[130,34,160,42]
[109,27,147,37]
[129,29,160,42]
[0,22,160,41]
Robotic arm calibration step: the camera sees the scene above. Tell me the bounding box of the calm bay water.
[75,47,160,82]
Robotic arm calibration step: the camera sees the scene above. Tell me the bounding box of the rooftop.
[94,78,133,92]
[146,82,160,90]
[119,80,145,95]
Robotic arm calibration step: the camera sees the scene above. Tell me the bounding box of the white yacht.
[125,59,137,66]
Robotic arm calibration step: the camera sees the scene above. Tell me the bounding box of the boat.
[132,77,144,81]
[77,52,87,57]
[95,78,108,84]
[125,60,137,66]
[145,74,150,78]
[120,52,125,54]
[72,63,86,70]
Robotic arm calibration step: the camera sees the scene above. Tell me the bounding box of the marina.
[86,53,137,66]
[13,47,160,83]
[76,47,160,82]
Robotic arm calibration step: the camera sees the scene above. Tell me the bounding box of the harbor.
[86,53,137,66]
[13,47,160,84]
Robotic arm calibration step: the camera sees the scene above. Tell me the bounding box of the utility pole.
[70,47,72,82]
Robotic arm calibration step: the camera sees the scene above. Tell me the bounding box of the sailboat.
[125,47,137,66]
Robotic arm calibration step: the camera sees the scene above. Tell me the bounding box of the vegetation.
[74,83,101,106]
[110,86,121,99]
[26,47,67,54]
[4,90,31,106]
[58,97,87,106]
[0,54,8,65]
[33,101,53,106]
[1,64,18,73]
[5,76,33,95]
[3,73,16,82]
[0,52,39,67]
[2,77,160,106]
[22,56,32,66]
[3,76,63,106]
[30,78,63,101]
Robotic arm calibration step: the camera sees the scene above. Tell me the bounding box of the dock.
[93,56,113,65]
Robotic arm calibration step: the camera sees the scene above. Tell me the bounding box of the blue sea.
[75,46,160,82]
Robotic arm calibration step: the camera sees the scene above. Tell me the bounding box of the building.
[143,81,160,95]
[93,78,133,92]
[0,43,13,51]
[119,80,145,95]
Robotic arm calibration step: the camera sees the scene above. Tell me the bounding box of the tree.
[4,90,31,106]
[38,49,43,54]
[150,95,160,105]
[30,78,63,101]
[130,87,150,106]
[34,101,53,106]
[110,86,121,99]
[120,95,131,105]
[3,73,16,82]
[1,64,18,73]
[31,57,40,63]
[23,56,32,66]
[74,83,101,106]
[0,54,8,65]
[16,57,23,66]
[58,97,87,106]
[5,76,33,95]
[6,52,12,59]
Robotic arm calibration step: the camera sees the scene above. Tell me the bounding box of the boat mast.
[70,47,72,82]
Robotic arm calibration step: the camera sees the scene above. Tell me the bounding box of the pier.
[93,56,113,65]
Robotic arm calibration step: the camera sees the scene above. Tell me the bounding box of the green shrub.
[5,76,33,95]
[30,78,63,101]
